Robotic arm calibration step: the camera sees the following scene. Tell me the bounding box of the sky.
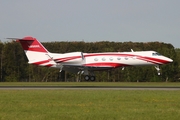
[0,0,180,48]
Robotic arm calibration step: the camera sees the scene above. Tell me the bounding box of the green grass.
[0,90,180,120]
[0,82,180,87]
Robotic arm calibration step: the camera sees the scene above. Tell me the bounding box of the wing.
[62,65,113,73]
[62,65,83,73]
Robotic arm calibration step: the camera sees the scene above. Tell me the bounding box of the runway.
[0,86,180,90]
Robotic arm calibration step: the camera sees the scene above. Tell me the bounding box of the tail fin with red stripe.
[17,36,48,53]
[15,36,55,67]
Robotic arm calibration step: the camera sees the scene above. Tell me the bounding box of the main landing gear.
[78,70,96,81]
[84,75,96,81]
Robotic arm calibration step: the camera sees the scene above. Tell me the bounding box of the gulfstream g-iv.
[10,36,173,81]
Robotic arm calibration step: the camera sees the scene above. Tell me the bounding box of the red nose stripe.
[138,57,170,64]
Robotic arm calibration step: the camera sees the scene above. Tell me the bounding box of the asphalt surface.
[0,86,180,90]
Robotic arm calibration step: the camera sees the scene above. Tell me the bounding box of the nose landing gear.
[155,65,161,75]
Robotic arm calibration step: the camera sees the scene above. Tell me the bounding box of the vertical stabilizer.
[17,36,55,67]
[17,36,48,53]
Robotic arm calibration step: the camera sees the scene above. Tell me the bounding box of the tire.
[90,76,95,81]
[84,75,90,81]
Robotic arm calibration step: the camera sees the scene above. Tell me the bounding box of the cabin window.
[125,57,128,60]
[117,57,121,60]
[94,58,98,61]
[102,57,106,61]
[152,52,162,56]
[109,57,113,61]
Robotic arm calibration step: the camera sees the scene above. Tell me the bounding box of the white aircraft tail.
[17,36,56,67]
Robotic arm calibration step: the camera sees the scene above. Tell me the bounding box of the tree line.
[0,40,178,82]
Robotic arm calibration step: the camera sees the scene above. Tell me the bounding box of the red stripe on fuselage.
[54,56,81,63]
[31,60,50,65]
[84,63,130,68]
[84,53,134,57]
[44,64,54,67]
[138,56,170,64]
[84,53,170,65]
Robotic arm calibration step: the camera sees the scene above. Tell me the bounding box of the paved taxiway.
[0,86,180,90]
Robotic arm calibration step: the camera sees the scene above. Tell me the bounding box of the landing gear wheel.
[84,75,90,81]
[155,65,161,75]
[90,76,95,81]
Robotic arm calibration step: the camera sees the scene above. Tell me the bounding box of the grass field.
[0,82,180,120]
[0,82,180,87]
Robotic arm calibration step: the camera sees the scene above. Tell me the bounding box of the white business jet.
[9,36,173,81]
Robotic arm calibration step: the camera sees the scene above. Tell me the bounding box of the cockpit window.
[152,52,162,56]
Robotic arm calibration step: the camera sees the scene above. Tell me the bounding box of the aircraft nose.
[168,58,173,63]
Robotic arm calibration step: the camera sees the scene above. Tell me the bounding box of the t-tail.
[16,36,56,67]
